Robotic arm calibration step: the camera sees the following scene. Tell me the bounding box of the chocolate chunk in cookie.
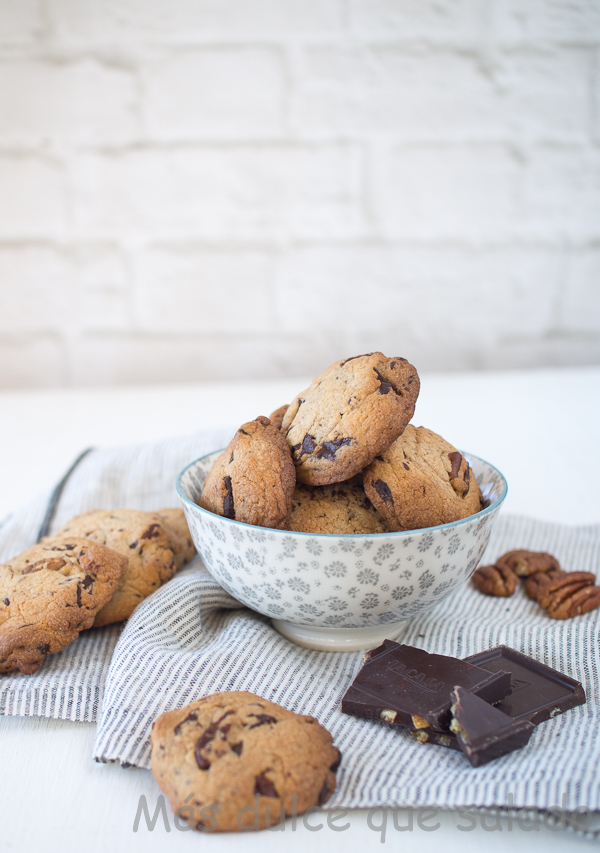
[363,425,483,531]
[0,538,127,674]
[289,477,388,535]
[281,353,420,486]
[150,691,340,832]
[200,416,296,530]
[47,509,193,627]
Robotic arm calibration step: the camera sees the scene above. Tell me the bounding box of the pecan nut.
[471,563,518,597]
[531,571,600,619]
[495,549,561,578]
[545,585,600,619]
[524,568,564,601]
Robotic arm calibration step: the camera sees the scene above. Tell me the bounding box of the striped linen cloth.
[94,515,600,824]
[0,427,231,720]
[1,430,599,833]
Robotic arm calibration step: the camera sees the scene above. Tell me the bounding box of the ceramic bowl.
[176,451,507,652]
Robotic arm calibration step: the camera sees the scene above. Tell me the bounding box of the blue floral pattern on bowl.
[177,451,507,630]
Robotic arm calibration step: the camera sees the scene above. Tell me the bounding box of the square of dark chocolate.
[464,646,586,725]
[450,686,535,767]
[341,640,511,731]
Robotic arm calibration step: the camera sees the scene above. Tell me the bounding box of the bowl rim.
[175,448,508,539]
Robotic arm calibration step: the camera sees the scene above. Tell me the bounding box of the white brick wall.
[0,0,598,389]
[70,144,364,240]
[0,59,138,146]
[143,48,286,139]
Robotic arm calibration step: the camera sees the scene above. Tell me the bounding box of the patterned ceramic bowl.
[176,451,507,651]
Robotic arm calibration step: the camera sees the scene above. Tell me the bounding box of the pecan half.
[495,550,560,578]
[471,563,518,597]
[532,571,600,619]
[525,568,564,601]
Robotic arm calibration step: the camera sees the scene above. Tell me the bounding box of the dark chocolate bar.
[464,645,586,725]
[449,686,535,767]
[409,728,461,751]
[341,640,511,731]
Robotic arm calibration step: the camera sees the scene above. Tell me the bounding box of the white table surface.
[1,366,599,853]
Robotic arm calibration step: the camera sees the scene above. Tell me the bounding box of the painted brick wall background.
[0,0,599,388]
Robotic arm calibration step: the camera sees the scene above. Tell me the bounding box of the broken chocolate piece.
[248,713,278,728]
[372,480,394,504]
[141,523,161,540]
[448,451,463,479]
[362,641,390,665]
[464,645,586,725]
[409,728,461,751]
[341,640,511,732]
[449,686,534,767]
[222,476,235,520]
[373,368,400,396]
[254,772,278,798]
[315,437,353,460]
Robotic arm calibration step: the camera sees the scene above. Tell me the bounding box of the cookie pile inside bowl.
[178,353,507,644]
[199,352,483,535]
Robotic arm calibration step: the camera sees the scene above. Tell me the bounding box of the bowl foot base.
[271,619,407,652]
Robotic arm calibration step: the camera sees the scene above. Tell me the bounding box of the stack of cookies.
[200,352,483,535]
[0,508,195,674]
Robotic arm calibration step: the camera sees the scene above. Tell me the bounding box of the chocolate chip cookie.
[363,425,483,531]
[150,691,341,833]
[268,404,289,432]
[47,509,191,627]
[154,508,196,569]
[290,478,388,535]
[281,353,420,486]
[0,538,127,674]
[200,416,296,530]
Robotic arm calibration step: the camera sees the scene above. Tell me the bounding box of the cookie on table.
[150,691,341,833]
[0,538,127,674]
[199,416,295,530]
[281,353,420,486]
[363,425,483,531]
[268,404,289,432]
[47,509,191,627]
[290,478,388,535]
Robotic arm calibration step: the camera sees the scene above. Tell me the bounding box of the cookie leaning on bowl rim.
[281,352,420,486]
[363,424,483,531]
[199,416,296,530]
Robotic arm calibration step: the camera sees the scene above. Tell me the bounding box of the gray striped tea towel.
[0,427,232,721]
[93,515,600,822]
